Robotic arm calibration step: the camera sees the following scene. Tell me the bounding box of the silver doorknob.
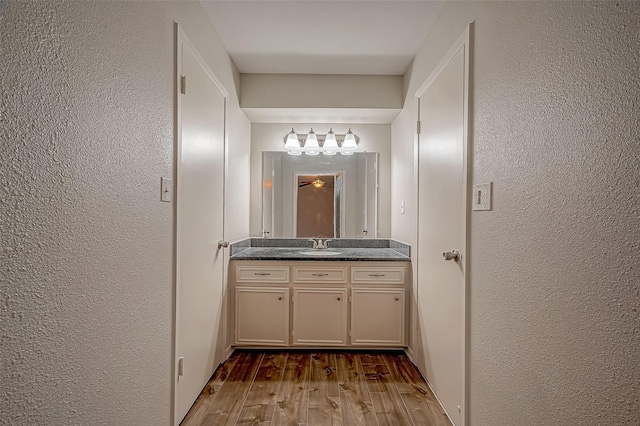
[443,250,460,262]
[217,240,229,249]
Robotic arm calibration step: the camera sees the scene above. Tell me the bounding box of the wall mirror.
[262,151,378,238]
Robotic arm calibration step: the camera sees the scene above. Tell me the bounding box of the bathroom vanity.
[228,239,410,349]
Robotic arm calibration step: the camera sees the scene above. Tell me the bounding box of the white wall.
[240,74,403,109]
[250,123,391,238]
[392,1,640,424]
[0,1,250,424]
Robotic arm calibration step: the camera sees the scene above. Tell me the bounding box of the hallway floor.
[180,350,451,426]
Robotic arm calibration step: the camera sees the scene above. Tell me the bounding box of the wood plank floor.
[181,350,452,426]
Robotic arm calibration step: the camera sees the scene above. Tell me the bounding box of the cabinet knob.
[337,297,341,301]
[395,297,400,301]
[278,296,282,300]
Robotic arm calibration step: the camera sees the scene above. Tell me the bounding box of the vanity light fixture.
[284,128,359,156]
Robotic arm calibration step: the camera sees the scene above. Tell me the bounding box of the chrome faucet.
[308,238,332,250]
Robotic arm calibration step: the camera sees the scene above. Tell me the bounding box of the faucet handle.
[308,238,318,249]
[324,239,332,248]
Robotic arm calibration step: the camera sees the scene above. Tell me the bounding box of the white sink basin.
[299,250,342,256]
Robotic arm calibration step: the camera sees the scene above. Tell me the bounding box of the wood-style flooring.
[181,350,452,426]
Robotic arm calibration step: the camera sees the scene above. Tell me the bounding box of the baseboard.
[403,347,457,426]
[403,346,415,361]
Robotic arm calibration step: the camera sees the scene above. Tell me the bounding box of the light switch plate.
[161,177,172,202]
[472,182,492,211]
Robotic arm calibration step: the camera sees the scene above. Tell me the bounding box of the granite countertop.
[230,247,410,262]
[229,238,411,261]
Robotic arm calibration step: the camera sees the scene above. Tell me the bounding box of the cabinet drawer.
[236,266,289,283]
[351,266,405,284]
[293,266,347,283]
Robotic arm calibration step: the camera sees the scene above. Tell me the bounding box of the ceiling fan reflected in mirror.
[298,175,336,190]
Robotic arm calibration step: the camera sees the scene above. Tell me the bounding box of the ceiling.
[200,1,445,76]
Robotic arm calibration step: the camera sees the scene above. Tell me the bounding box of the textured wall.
[393,1,640,424]
[0,1,250,424]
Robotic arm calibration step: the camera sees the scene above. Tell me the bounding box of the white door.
[416,27,470,426]
[175,29,227,423]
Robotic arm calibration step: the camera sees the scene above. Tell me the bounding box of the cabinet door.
[292,288,347,346]
[351,288,405,346]
[235,287,289,346]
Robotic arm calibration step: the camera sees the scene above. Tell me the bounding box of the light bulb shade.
[323,128,338,155]
[285,128,300,150]
[304,129,319,149]
[323,129,338,150]
[342,128,357,150]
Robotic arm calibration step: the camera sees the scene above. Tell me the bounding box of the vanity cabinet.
[292,288,348,346]
[350,265,406,345]
[233,265,290,346]
[230,260,409,349]
[351,288,405,346]
[235,287,289,346]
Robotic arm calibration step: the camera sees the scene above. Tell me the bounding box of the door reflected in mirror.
[262,152,378,238]
[296,174,342,238]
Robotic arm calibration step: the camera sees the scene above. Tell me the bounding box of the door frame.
[414,23,472,426]
[173,23,229,426]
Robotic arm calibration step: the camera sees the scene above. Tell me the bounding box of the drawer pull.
[254,272,271,276]
[368,274,386,277]
[312,273,329,277]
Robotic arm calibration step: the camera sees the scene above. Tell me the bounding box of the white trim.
[414,23,472,426]
[373,153,379,238]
